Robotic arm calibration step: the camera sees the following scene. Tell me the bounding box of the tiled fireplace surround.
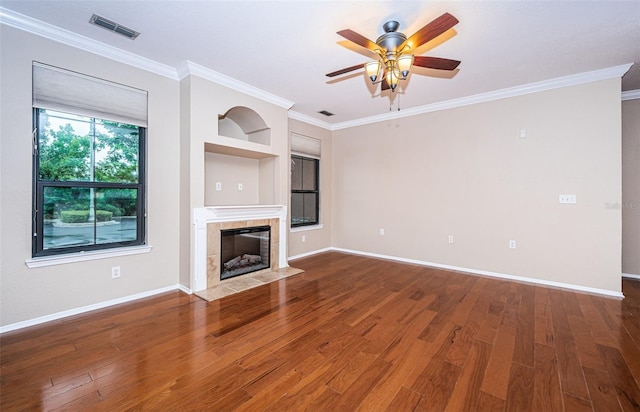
[193,206,288,292]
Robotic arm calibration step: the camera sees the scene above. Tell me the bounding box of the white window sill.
[25,245,153,268]
[290,224,324,233]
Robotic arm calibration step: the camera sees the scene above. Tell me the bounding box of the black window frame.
[32,108,146,257]
[291,154,319,228]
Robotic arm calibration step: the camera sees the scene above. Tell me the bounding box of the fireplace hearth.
[220,225,270,280]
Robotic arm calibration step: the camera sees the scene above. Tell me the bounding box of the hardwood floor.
[2,251,639,411]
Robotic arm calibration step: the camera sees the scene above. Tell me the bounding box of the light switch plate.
[559,194,576,204]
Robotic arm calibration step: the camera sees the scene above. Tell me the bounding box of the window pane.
[94,121,140,183]
[291,192,304,224]
[43,186,93,250]
[291,192,318,226]
[303,193,318,223]
[95,188,138,244]
[291,156,302,190]
[38,110,91,181]
[42,186,139,250]
[302,158,317,190]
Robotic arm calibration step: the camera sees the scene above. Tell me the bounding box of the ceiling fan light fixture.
[365,61,381,82]
[327,13,460,96]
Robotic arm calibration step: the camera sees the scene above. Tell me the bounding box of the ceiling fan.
[326,12,461,92]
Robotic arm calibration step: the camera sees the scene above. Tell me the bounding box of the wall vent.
[318,110,334,117]
[89,14,140,40]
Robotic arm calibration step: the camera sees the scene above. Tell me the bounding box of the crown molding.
[2,7,633,126]
[622,89,640,101]
[178,61,295,110]
[0,7,294,109]
[288,110,333,130]
[331,63,634,131]
[0,7,179,80]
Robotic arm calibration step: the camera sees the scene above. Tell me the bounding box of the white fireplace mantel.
[193,205,288,291]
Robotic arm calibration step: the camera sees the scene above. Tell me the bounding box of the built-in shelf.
[204,138,276,159]
[218,106,271,146]
[205,105,278,210]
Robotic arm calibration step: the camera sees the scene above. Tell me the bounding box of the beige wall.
[0,26,181,326]
[331,79,622,293]
[204,152,260,206]
[622,99,640,275]
[179,77,192,287]
[0,22,629,328]
[287,119,333,258]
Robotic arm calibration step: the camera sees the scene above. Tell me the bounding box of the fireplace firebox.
[220,225,270,280]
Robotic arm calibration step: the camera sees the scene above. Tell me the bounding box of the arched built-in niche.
[218,106,271,146]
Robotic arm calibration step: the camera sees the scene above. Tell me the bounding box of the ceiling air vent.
[89,14,140,40]
[318,110,334,117]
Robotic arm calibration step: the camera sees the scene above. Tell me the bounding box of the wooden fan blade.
[400,12,459,51]
[326,63,365,77]
[337,29,379,51]
[381,78,390,91]
[413,56,461,71]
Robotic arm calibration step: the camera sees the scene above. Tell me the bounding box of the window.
[291,155,319,227]
[33,110,145,256]
[31,63,147,257]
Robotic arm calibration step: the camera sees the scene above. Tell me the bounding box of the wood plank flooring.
[1,251,639,411]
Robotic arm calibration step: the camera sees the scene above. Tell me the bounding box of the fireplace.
[193,205,287,292]
[220,225,270,280]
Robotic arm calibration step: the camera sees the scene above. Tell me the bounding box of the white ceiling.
[1,1,639,126]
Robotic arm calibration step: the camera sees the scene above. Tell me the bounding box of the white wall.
[331,79,622,294]
[0,26,181,327]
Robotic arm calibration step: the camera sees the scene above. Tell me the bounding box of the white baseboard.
[177,283,193,294]
[623,273,640,280]
[0,284,189,334]
[326,247,624,299]
[288,247,332,261]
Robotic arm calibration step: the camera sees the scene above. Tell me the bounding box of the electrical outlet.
[301,235,306,242]
[237,183,243,191]
[509,240,517,249]
[379,228,385,236]
[111,266,121,279]
[448,235,454,244]
[215,182,222,191]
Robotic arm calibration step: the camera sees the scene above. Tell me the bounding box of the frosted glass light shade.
[386,68,400,91]
[398,55,414,79]
[364,61,381,82]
